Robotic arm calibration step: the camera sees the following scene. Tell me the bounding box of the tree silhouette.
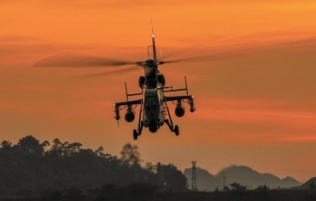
[230,182,247,192]
[157,163,188,191]
[0,140,12,149]
[0,135,190,197]
[17,135,49,155]
[120,143,142,166]
[256,184,269,191]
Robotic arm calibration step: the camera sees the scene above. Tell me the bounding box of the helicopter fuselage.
[142,82,165,133]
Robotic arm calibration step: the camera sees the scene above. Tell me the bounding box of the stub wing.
[164,95,194,102]
[114,99,142,123]
[115,99,142,107]
[164,95,196,113]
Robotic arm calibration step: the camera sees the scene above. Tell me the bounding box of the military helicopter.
[113,33,195,140]
[34,32,196,140]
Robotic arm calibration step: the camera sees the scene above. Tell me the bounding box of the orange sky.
[1,0,316,182]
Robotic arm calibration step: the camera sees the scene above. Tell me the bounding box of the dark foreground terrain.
[0,189,316,201]
[1,136,315,201]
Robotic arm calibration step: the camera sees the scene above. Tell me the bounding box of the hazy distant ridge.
[184,165,301,191]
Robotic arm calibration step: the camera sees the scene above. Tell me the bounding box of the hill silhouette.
[301,177,316,189]
[184,165,301,191]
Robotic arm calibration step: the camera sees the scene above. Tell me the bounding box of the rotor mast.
[151,19,157,61]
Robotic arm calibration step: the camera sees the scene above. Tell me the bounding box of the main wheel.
[174,125,179,136]
[133,129,138,140]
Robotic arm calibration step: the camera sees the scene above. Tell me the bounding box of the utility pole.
[192,161,197,191]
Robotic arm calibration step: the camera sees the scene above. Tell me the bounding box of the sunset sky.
[1,0,316,182]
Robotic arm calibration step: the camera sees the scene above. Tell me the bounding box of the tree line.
[0,135,188,197]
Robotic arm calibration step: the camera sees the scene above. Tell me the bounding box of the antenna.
[124,82,128,101]
[151,18,154,35]
[151,18,157,61]
[184,76,188,95]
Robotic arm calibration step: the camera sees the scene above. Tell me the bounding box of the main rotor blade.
[158,47,197,61]
[75,65,141,78]
[34,53,138,67]
[159,49,253,64]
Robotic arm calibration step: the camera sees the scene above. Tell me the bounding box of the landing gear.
[133,125,143,140]
[174,125,179,136]
[164,119,180,136]
[164,99,180,136]
[132,105,143,140]
[133,129,139,140]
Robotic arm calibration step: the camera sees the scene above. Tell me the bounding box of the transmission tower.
[192,161,197,191]
[223,172,226,189]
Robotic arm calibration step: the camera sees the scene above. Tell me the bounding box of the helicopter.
[113,33,196,140]
[33,32,197,140]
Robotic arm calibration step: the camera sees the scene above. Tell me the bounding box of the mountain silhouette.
[184,165,301,191]
[301,177,316,189]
